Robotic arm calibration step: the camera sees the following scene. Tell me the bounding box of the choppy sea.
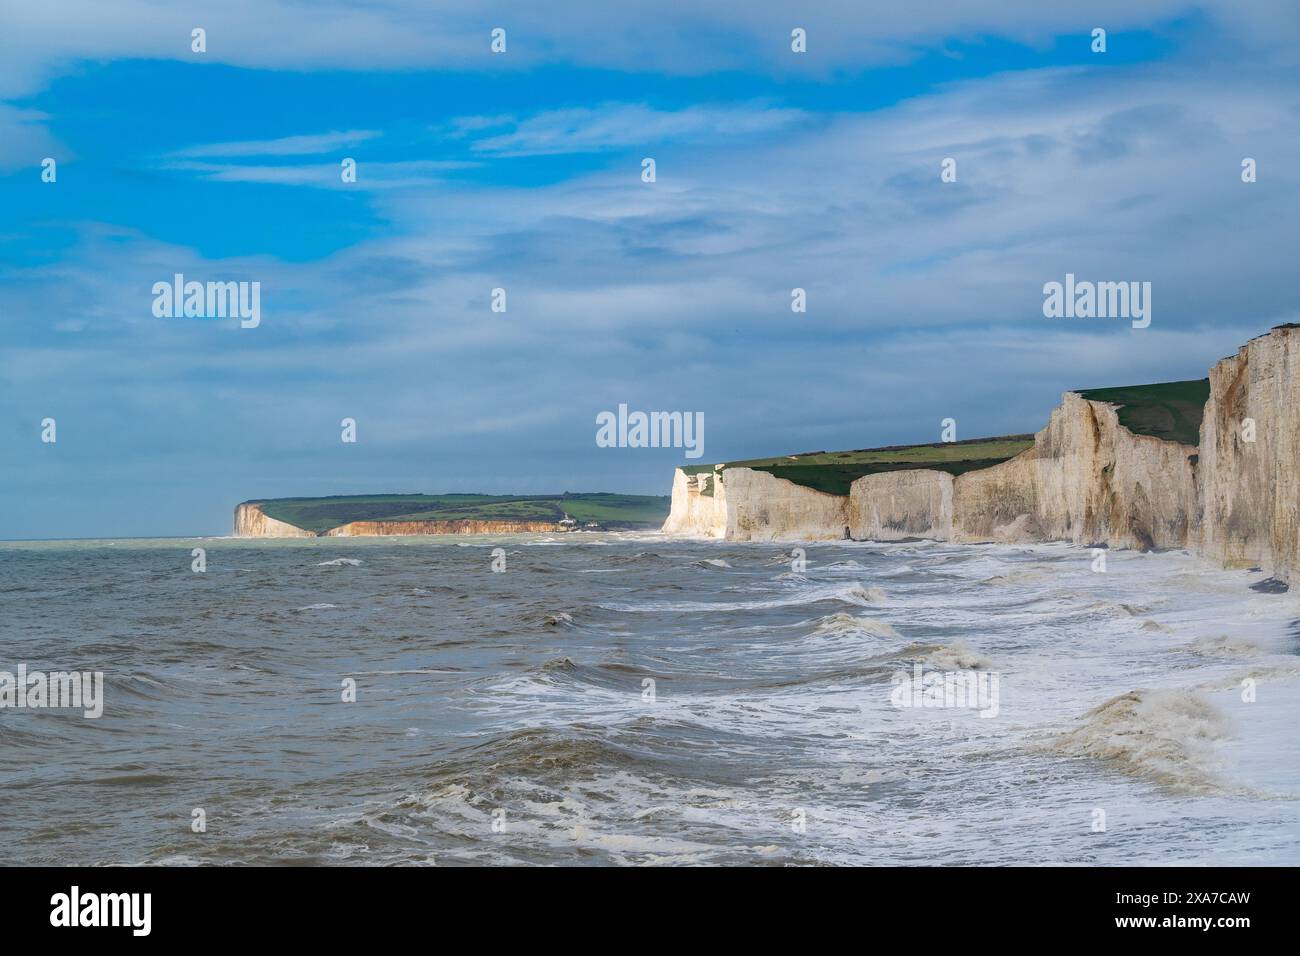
[3,534,1299,865]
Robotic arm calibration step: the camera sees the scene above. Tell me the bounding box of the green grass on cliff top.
[680,378,1210,498]
[682,436,1037,497]
[252,493,670,533]
[1073,378,1209,446]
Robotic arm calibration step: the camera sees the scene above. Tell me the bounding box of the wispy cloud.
[169,129,382,159]
[0,104,60,172]
[3,0,1297,100]
[162,158,477,188]
[465,103,811,156]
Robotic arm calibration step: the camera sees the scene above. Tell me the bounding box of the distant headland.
[235,493,670,537]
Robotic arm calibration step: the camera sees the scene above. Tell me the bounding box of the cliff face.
[666,393,1198,552]
[1199,327,1300,579]
[326,519,563,536]
[233,503,317,538]
[723,467,850,541]
[661,466,848,540]
[849,469,953,541]
[661,467,729,537]
[952,392,1199,550]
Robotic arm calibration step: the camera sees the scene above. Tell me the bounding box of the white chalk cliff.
[662,464,849,541]
[233,502,317,538]
[1199,326,1300,579]
[663,326,1300,584]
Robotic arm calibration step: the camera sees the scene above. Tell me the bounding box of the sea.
[3,533,1299,866]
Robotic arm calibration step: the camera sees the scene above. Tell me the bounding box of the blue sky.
[2,1,1299,538]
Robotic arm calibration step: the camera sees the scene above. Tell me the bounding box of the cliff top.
[246,493,670,533]
[1073,378,1209,446]
[682,436,1036,496]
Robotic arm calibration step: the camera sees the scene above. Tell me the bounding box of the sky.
[2,1,1299,538]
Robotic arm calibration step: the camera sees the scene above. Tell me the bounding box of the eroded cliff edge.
[234,502,317,538]
[663,326,1300,584]
[950,391,1198,550]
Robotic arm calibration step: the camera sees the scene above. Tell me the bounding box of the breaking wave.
[897,639,992,670]
[1048,689,1236,795]
[1187,635,1266,658]
[601,582,886,613]
[808,612,899,641]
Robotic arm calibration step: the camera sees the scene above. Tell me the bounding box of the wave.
[511,602,601,629]
[1048,689,1236,795]
[430,728,656,787]
[610,551,672,566]
[808,612,899,641]
[602,582,886,614]
[895,639,991,670]
[1193,663,1300,691]
[1187,635,1266,658]
[979,568,1051,587]
[102,672,170,701]
[317,558,362,567]
[365,761,723,865]
[1082,600,1151,617]
[524,538,612,546]
[523,657,667,695]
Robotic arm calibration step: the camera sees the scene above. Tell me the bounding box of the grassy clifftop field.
[683,436,1037,496]
[678,378,1210,496]
[253,493,670,533]
[1074,379,1210,446]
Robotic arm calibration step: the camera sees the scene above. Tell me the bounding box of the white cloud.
[466,102,810,156]
[168,129,382,158]
[0,104,61,172]
[3,1,1297,100]
[162,158,477,188]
